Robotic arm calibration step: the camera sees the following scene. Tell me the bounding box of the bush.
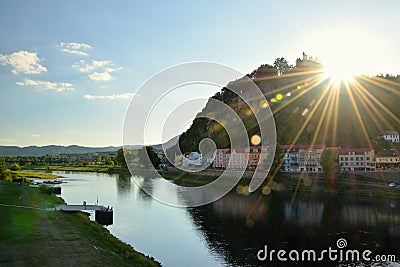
[10,163,20,171]
[38,185,55,195]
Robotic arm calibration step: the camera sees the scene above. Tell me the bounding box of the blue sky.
[0,0,399,147]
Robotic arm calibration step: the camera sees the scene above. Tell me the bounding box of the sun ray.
[266,83,331,190]
[344,82,373,148]
[351,79,400,125]
[310,82,335,146]
[261,73,323,97]
[272,77,327,115]
[251,68,323,84]
[321,82,340,146]
[367,76,400,94]
[239,74,328,134]
[350,81,390,134]
[230,72,324,109]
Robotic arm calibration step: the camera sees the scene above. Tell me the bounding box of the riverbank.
[22,165,400,198]
[0,181,160,266]
[14,171,64,179]
[23,165,113,173]
[160,168,400,198]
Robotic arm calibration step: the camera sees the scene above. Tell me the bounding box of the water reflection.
[284,201,324,226]
[56,171,400,267]
[116,173,132,194]
[188,191,400,266]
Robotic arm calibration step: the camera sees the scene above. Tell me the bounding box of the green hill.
[168,58,400,156]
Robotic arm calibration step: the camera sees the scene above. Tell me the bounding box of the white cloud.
[58,42,92,56]
[60,49,88,56]
[16,79,74,92]
[72,59,111,73]
[72,59,117,81]
[0,50,47,74]
[84,93,136,100]
[0,138,16,143]
[32,134,41,137]
[88,68,115,81]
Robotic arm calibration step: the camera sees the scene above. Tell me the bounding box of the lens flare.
[260,100,269,108]
[251,134,261,145]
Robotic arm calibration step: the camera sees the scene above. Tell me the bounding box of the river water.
[53,171,400,267]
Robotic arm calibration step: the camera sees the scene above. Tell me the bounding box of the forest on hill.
[167,56,400,157]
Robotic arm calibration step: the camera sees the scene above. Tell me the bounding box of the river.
[53,171,400,267]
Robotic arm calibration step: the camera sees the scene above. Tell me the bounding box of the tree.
[105,156,114,166]
[320,149,340,187]
[116,148,134,168]
[0,157,11,181]
[273,57,292,76]
[137,146,161,168]
[9,163,20,171]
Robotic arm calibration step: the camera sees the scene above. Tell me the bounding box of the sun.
[303,25,390,83]
[323,64,355,84]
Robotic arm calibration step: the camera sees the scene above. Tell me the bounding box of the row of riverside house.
[176,131,399,172]
[211,144,399,172]
[214,146,270,170]
[281,145,377,172]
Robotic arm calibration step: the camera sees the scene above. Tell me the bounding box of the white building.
[282,144,325,172]
[225,148,249,170]
[282,145,300,172]
[338,148,376,172]
[182,152,203,167]
[381,131,399,143]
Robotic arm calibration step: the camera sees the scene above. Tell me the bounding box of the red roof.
[281,144,325,152]
[338,148,373,154]
[377,150,399,157]
[385,130,399,135]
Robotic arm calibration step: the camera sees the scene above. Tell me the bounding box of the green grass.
[24,165,126,174]
[0,181,160,266]
[14,171,64,179]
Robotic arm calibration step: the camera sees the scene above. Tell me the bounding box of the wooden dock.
[54,204,111,211]
[54,204,114,225]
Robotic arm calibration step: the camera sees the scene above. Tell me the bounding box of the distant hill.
[0,145,121,156]
[152,135,179,151]
[0,136,180,156]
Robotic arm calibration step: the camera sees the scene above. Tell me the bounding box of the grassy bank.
[13,171,64,179]
[25,165,112,173]
[0,181,160,266]
[23,165,132,175]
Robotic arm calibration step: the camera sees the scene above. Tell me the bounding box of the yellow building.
[376,150,399,168]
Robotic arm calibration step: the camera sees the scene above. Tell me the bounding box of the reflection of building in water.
[284,201,324,226]
[212,193,268,222]
[377,211,400,225]
[341,205,400,226]
[341,205,377,226]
